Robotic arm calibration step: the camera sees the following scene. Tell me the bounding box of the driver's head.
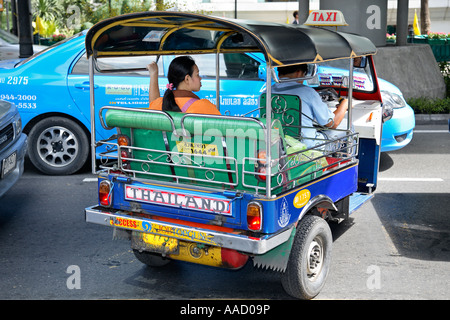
[277,64,308,77]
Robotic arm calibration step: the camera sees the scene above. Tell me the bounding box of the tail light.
[247,201,262,231]
[99,180,112,207]
[255,150,267,182]
[118,135,130,146]
[118,135,131,169]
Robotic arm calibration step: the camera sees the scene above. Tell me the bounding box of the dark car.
[0,100,27,198]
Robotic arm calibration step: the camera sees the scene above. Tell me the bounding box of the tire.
[133,249,171,267]
[281,215,332,299]
[27,117,89,175]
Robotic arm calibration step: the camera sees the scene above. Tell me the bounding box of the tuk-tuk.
[84,11,382,299]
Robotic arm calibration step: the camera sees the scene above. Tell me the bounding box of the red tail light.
[121,150,129,162]
[257,166,266,181]
[99,180,112,206]
[118,135,131,168]
[247,201,262,231]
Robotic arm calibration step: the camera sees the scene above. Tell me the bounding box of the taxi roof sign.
[304,10,348,27]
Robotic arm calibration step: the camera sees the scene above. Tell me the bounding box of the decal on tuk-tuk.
[125,185,232,215]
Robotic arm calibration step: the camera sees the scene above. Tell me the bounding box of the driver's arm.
[327,98,348,129]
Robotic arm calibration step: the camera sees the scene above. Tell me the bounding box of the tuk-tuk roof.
[85,11,376,67]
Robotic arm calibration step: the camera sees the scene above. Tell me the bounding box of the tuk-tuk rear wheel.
[281,215,332,300]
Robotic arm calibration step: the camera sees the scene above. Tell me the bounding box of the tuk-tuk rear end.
[84,11,382,299]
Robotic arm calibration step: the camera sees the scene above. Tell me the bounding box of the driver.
[270,64,348,147]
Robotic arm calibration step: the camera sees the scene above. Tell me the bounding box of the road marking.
[83,178,98,182]
[414,130,448,133]
[379,177,444,182]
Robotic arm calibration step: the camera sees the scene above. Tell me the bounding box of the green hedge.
[407,97,450,114]
[409,61,450,114]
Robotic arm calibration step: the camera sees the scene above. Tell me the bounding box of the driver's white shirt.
[270,81,334,147]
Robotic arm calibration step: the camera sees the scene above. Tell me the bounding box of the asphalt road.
[0,124,448,302]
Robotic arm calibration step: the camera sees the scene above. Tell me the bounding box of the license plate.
[141,233,179,254]
[1,151,17,179]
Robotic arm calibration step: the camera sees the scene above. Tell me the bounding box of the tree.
[420,0,430,35]
[32,0,63,22]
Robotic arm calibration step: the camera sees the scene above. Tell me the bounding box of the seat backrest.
[104,108,288,194]
[259,93,302,138]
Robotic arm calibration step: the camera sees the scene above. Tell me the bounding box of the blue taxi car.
[0,31,415,175]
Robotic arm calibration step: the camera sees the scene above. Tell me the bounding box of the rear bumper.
[85,205,293,255]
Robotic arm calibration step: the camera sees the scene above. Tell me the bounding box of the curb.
[414,114,450,125]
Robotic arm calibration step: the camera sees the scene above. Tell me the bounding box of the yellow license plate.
[141,233,179,254]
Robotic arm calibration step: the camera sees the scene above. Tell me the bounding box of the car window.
[194,53,261,80]
[71,54,162,76]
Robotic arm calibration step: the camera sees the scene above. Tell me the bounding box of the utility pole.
[420,0,430,35]
[396,0,409,46]
[11,0,18,36]
[17,0,33,58]
[298,0,309,24]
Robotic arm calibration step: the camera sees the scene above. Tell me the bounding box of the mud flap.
[252,227,296,272]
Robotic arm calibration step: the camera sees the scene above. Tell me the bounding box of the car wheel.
[281,215,332,300]
[28,117,89,175]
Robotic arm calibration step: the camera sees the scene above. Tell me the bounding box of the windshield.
[308,57,375,93]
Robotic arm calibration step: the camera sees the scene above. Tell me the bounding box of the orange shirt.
[149,90,220,115]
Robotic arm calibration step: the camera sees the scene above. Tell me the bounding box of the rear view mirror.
[354,56,367,68]
[306,64,317,77]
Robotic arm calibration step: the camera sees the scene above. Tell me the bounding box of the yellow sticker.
[293,189,311,208]
[176,141,218,156]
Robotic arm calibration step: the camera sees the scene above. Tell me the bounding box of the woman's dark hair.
[162,56,196,112]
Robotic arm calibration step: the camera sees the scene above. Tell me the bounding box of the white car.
[0,30,47,61]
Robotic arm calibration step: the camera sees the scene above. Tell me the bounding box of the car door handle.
[74,82,98,90]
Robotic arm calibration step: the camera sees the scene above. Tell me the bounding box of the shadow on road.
[371,192,450,262]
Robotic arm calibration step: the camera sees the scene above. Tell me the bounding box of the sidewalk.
[415,114,450,125]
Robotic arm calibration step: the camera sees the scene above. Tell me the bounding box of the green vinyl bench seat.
[103,107,324,195]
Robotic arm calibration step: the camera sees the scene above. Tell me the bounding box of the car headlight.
[381,90,406,109]
[13,112,22,137]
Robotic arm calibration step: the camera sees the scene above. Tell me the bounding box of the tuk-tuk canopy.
[85,11,376,67]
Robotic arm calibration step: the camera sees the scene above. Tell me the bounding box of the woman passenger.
[147,56,220,115]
